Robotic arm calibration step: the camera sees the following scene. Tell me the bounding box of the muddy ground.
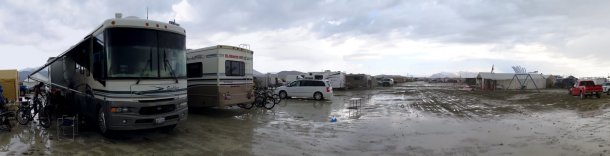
[1,81,610,155]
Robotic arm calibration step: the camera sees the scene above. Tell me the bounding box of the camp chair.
[57,114,78,139]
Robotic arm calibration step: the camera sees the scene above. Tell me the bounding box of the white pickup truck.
[602,82,610,95]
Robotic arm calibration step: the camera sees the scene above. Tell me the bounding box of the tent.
[476,72,547,90]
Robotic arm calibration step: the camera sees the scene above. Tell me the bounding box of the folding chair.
[57,114,78,139]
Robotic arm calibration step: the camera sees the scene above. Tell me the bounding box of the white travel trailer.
[284,74,305,84]
[186,45,254,108]
[28,13,188,135]
[306,70,346,89]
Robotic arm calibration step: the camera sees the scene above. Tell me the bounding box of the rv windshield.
[106,28,186,79]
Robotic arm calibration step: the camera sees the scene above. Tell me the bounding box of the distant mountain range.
[254,70,306,80]
[275,71,306,79]
[429,72,459,78]
[19,68,48,81]
[253,69,263,76]
[428,71,479,78]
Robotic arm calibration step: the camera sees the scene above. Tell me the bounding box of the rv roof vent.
[115,13,123,19]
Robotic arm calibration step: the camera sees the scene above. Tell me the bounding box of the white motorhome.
[186,45,254,108]
[306,70,346,89]
[29,14,188,135]
[284,74,305,84]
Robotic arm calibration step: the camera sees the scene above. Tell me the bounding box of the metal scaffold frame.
[507,74,541,93]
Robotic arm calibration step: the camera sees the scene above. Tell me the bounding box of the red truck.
[569,80,603,99]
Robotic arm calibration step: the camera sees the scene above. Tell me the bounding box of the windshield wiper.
[136,49,153,85]
[163,50,179,83]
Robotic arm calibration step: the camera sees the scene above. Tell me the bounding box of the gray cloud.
[2,0,610,76]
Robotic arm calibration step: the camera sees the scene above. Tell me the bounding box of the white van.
[276,80,333,100]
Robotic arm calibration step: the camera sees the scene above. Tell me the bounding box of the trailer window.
[187,63,203,78]
[225,60,245,76]
[314,75,323,80]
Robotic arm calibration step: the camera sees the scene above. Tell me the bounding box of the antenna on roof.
[146,7,149,19]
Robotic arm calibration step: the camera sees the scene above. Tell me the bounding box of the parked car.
[276,80,333,100]
[380,78,394,87]
[602,82,610,95]
[569,80,603,99]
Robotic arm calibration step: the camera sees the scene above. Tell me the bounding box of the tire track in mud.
[407,86,507,119]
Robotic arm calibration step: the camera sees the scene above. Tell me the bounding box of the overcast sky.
[1,0,610,77]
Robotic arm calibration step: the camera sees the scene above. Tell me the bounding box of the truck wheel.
[596,92,601,98]
[580,92,585,100]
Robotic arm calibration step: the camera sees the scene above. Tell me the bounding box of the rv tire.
[160,124,176,133]
[98,108,114,137]
[239,103,254,109]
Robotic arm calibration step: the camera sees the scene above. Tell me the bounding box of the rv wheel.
[160,124,176,133]
[98,108,114,137]
[239,103,254,109]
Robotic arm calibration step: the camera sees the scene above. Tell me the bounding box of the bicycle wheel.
[263,96,276,109]
[272,94,281,104]
[15,107,31,125]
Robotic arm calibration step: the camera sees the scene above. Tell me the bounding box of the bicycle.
[15,83,52,128]
[243,88,281,110]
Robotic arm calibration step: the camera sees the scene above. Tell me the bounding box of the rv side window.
[314,75,323,80]
[92,32,105,83]
[187,63,203,78]
[225,60,245,76]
